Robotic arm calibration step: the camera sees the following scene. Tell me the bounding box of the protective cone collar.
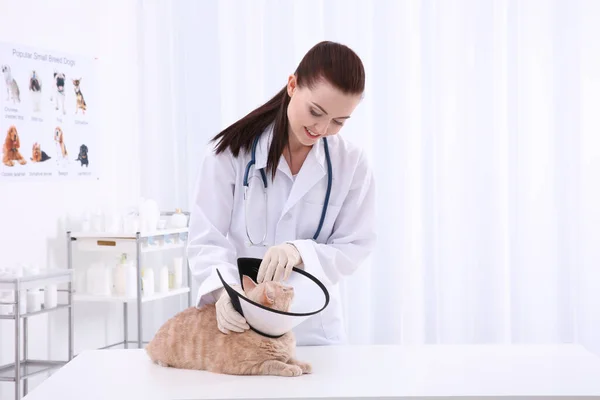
[216,257,329,338]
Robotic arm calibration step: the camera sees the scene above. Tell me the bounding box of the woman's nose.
[315,120,332,135]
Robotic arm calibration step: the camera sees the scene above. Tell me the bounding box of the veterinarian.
[187,41,376,346]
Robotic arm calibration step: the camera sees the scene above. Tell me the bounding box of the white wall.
[577,0,600,357]
[0,0,143,397]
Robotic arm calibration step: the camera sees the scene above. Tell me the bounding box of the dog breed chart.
[0,42,96,181]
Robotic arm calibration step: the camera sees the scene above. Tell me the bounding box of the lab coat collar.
[282,145,327,216]
[253,123,328,217]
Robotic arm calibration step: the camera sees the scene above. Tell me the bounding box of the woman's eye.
[310,108,322,117]
[333,120,344,126]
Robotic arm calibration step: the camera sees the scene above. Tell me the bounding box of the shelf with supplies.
[0,268,74,399]
[70,227,189,254]
[69,226,189,240]
[66,210,193,353]
[73,287,190,304]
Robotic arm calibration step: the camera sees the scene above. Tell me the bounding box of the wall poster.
[0,42,96,182]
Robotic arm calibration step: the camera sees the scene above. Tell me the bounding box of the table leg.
[124,302,128,349]
[15,283,20,400]
[136,233,142,349]
[23,316,28,396]
[67,231,74,361]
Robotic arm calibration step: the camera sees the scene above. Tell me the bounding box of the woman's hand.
[257,243,302,283]
[215,285,250,334]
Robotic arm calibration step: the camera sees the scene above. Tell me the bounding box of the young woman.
[187,41,376,346]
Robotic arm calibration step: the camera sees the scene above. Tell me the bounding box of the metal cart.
[0,268,74,400]
[67,213,192,350]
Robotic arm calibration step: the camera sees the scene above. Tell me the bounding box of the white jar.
[44,284,58,309]
[124,262,137,298]
[159,265,169,293]
[142,267,155,297]
[168,209,188,229]
[27,290,43,313]
[172,257,183,289]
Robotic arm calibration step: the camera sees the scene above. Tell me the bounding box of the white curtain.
[138,0,600,351]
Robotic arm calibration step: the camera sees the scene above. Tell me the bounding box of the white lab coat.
[187,124,376,346]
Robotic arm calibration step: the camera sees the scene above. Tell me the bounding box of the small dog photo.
[72,78,86,115]
[50,71,66,115]
[31,142,51,163]
[3,125,26,166]
[54,126,68,166]
[2,65,21,104]
[29,70,42,112]
[76,144,89,167]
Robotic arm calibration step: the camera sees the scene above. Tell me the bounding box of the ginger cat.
[145,275,312,377]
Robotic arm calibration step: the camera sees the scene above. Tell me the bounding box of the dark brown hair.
[211,41,365,179]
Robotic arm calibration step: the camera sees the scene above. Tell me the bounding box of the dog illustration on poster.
[72,78,86,114]
[2,65,20,104]
[50,71,66,114]
[29,70,42,112]
[3,125,26,166]
[76,144,89,167]
[54,126,69,167]
[31,142,51,163]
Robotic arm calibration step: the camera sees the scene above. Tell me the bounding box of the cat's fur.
[146,275,312,377]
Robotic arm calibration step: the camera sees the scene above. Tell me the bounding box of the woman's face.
[286,75,362,149]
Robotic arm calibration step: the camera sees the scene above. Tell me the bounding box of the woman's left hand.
[257,243,302,283]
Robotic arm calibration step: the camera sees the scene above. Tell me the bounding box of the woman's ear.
[287,74,297,97]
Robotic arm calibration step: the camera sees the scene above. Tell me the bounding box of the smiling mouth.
[304,127,320,138]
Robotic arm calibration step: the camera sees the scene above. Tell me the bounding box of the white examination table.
[23,344,600,400]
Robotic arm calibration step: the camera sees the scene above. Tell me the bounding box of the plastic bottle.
[168,208,188,228]
[159,265,169,293]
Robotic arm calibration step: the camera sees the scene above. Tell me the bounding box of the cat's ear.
[262,284,275,305]
[242,275,257,292]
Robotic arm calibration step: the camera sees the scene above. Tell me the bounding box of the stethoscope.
[243,133,332,246]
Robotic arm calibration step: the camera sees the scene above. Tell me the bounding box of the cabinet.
[0,269,74,400]
[67,222,192,350]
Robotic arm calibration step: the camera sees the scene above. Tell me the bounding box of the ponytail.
[212,85,291,180]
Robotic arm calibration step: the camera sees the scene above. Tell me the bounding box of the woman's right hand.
[215,285,250,334]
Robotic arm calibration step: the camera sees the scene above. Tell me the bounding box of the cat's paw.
[280,365,303,377]
[287,359,312,374]
[297,362,312,374]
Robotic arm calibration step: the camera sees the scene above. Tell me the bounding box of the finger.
[222,315,246,333]
[276,252,290,281]
[273,265,283,282]
[216,313,230,334]
[219,324,231,335]
[284,257,295,280]
[273,254,286,282]
[219,304,246,332]
[264,257,279,282]
[257,254,271,283]
[225,302,250,329]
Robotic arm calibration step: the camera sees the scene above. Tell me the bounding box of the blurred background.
[139,0,600,350]
[1,0,599,397]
